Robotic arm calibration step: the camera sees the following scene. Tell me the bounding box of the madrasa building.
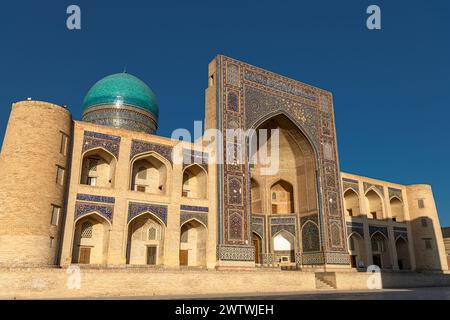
[0,55,447,273]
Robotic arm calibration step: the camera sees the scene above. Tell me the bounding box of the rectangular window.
[424,238,432,250]
[418,199,425,209]
[137,185,146,192]
[421,218,428,228]
[51,205,60,226]
[347,209,353,217]
[60,132,69,156]
[56,166,65,186]
[87,177,97,186]
[371,212,377,219]
[49,236,54,248]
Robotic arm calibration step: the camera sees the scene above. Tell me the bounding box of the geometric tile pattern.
[82,131,121,159]
[127,201,168,226]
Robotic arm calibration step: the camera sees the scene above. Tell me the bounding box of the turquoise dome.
[82,73,159,118]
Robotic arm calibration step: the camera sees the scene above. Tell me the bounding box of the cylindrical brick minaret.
[0,100,72,266]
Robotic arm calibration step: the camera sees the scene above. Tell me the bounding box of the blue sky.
[0,1,449,225]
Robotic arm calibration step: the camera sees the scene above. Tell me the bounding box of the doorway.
[252,232,262,264]
[179,250,188,266]
[79,247,91,264]
[147,246,157,265]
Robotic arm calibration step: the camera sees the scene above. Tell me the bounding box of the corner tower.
[0,100,72,266]
[82,72,159,134]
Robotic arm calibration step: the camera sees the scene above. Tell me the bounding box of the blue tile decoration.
[83,107,157,134]
[270,216,296,225]
[346,222,364,237]
[180,205,209,212]
[76,193,115,204]
[300,214,319,226]
[128,201,168,225]
[252,215,264,240]
[217,245,255,261]
[394,226,408,240]
[389,187,403,201]
[180,212,208,227]
[364,182,384,196]
[342,178,359,193]
[302,222,320,252]
[244,69,317,101]
[369,225,389,238]
[130,139,173,164]
[82,130,121,159]
[75,202,114,223]
[182,148,209,172]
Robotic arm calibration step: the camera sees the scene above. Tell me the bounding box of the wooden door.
[272,204,277,214]
[252,233,261,264]
[79,247,91,264]
[179,250,188,266]
[147,246,157,265]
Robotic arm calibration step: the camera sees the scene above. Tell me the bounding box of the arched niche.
[80,148,116,188]
[130,153,168,195]
[182,164,207,199]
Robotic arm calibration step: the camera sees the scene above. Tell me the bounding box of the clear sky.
[0,1,449,225]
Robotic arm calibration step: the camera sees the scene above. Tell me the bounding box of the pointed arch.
[343,188,361,217]
[302,221,320,252]
[130,151,170,195]
[270,179,294,214]
[180,217,208,230]
[80,147,117,188]
[365,188,384,220]
[390,196,405,222]
[74,211,112,228]
[127,210,166,227]
[182,163,208,199]
[126,211,165,265]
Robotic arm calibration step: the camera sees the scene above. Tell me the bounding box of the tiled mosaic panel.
[127,201,168,225]
[218,56,348,262]
[347,222,364,237]
[182,148,209,172]
[364,182,385,196]
[369,225,389,238]
[76,193,115,204]
[130,139,173,164]
[389,187,403,201]
[217,245,255,261]
[302,222,320,252]
[394,226,408,240]
[180,212,208,227]
[82,131,121,159]
[75,202,114,223]
[342,178,359,193]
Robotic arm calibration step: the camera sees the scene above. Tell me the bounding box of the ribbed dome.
[82,73,159,119]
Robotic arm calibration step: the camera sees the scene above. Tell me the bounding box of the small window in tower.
[421,218,428,228]
[424,238,432,250]
[81,222,93,238]
[418,199,425,209]
[51,205,60,226]
[56,166,65,186]
[87,177,97,186]
[60,132,69,156]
